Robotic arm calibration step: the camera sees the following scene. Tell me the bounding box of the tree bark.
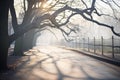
[22,29,36,51]
[13,29,36,56]
[13,36,24,56]
[0,0,10,71]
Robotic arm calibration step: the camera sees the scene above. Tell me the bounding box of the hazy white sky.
[13,0,120,46]
[35,28,64,46]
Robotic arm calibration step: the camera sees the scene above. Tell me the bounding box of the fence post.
[112,36,114,58]
[79,36,81,49]
[74,37,76,49]
[101,36,104,55]
[76,37,78,49]
[88,37,89,51]
[83,38,84,50]
[94,37,96,53]
[84,38,86,50]
[76,37,77,49]
[119,39,120,53]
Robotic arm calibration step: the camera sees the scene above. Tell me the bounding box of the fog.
[10,0,120,46]
[35,28,64,46]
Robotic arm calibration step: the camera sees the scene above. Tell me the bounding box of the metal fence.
[61,36,120,60]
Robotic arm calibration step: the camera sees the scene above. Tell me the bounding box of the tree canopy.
[9,0,120,44]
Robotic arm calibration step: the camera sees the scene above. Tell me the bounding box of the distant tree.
[0,0,120,71]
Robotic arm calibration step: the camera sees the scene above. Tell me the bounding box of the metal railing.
[61,36,120,60]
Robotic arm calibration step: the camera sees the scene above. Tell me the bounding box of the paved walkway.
[4,46,120,80]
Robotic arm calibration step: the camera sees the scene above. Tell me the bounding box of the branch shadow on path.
[1,46,120,80]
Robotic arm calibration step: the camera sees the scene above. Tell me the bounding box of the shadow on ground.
[1,46,120,80]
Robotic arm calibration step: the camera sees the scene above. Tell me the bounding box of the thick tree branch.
[9,0,18,31]
[49,5,120,37]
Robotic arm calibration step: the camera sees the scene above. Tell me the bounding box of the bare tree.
[8,0,120,56]
[0,0,120,71]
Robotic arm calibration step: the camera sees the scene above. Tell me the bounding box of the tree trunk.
[22,29,36,51]
[13,29,35,56]
[0,36,9,71]
[33,31,41,46]
[13,36,24,56]
[0,0,9,71]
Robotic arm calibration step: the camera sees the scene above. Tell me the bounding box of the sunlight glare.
[43,0,53,8]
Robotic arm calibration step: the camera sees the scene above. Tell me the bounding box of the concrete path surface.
[5,46,120,80]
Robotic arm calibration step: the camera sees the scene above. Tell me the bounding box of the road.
[6,46,120,80]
